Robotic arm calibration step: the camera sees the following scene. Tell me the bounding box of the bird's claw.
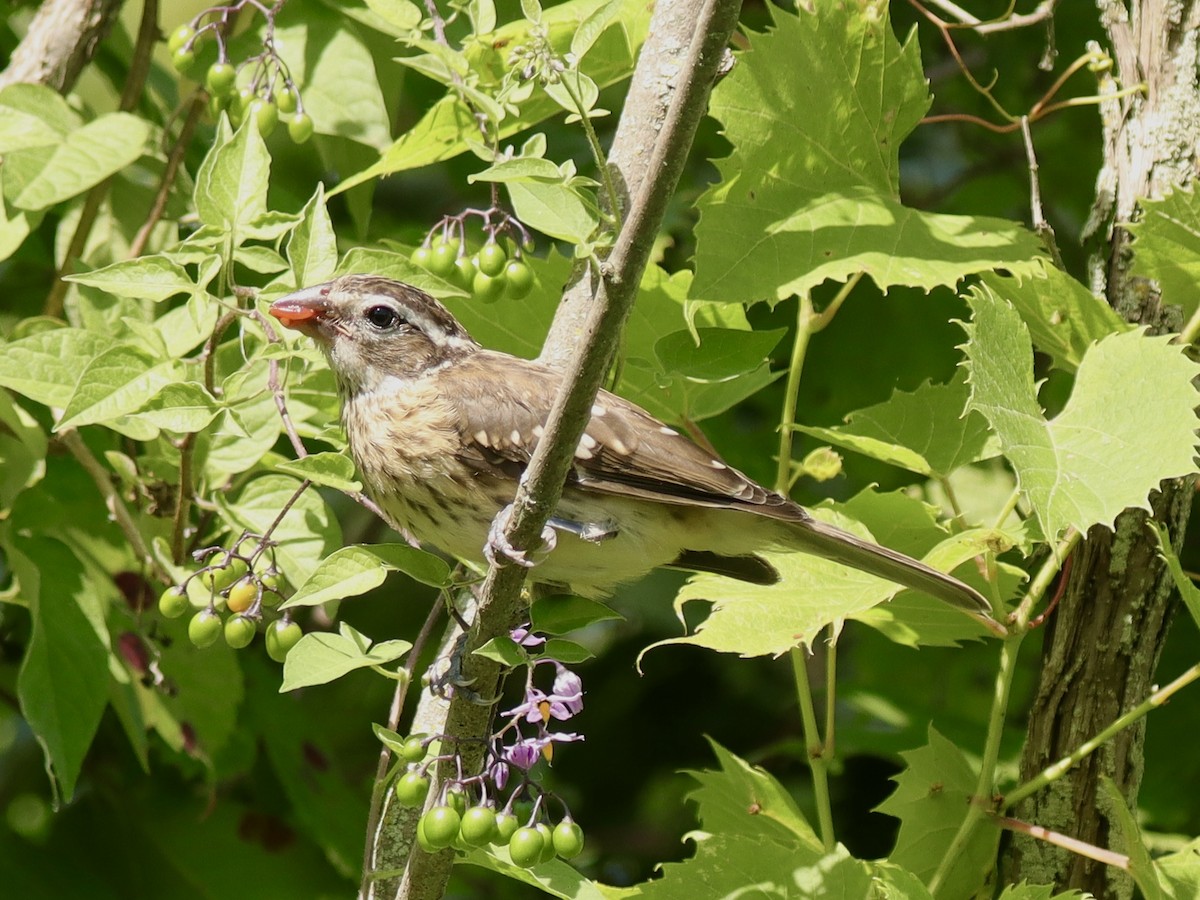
[548,516,617,544]
[424,633,499,704]
[484,504,558,569]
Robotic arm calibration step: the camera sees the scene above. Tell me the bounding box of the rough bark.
[1004,2,1200,896]
[0,0,124,92]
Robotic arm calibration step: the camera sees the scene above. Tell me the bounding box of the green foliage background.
[1,0,1199,897]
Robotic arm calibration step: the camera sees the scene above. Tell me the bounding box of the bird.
[269,274,1005,637]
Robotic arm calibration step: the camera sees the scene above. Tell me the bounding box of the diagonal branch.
[373,2,745,897]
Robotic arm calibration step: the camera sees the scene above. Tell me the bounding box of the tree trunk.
[1004,2,1200,896]
[0,0,124,92]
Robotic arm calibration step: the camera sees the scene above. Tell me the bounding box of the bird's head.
[269,275,479,394]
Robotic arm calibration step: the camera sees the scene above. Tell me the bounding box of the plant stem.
[560,73,623,228]
[775,296,816,493]
[791,647,835,852]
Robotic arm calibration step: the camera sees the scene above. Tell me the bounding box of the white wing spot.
[580,433,598,450]
[510,429,523,446]
[575,445,594,460]
[591,404,607,417]
[532,424,545,439]
[610,438,630,455]
[659,426,679,436]
[474,430,489,446]
[711,459,727,469]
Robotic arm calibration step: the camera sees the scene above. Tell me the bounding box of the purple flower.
[510,625,546,648]
[503,731,583,770]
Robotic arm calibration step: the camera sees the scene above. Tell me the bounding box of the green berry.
[200,557,247,592]
[188,609,222,649]
[552,819,584,859]
[445,786,468,817]
[287,112,314,144]
[508,826,544,868]
[412,246,433,270]
[248,98,278,137]
[226,577,257,613]
[459,806,497,846]
[477,241,507,277]
[472,269,506,303]
[400,735,428,764]
[223,614,256,649]
[419,806,461,850]
[171,47,196,74]
[167,24,195,53]
[158,586,190,619]
[205,62,237,96]
[428,239,458,277]
[276,86,298,114]
[395,771,431,807]
[535,822,557,863]
[493,811,519,843]
[265,620,302,662]
[504,260,534,298]
[453,254,477,287]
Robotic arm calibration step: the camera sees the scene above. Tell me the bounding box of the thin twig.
[129,92,207,259]
[993,816,1130,869]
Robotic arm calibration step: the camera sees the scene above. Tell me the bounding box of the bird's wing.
[447,352,805,521]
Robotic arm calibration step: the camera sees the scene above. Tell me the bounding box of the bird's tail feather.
[790,517,1007,637]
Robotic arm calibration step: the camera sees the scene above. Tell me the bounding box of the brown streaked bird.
[269,275,1005,637]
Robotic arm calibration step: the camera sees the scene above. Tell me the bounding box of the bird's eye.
[365,305,401,330]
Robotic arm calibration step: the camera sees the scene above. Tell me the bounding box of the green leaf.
[363,0,421,30]
[194,117,271,231]
[531,594,623,634]
[11,538,110,801]
[506,179,599,244]
[127,382,220,434]
[654,327,785,381]
[331,0,648,192]
[287,184,338,287]
[1156,836,1200,900]
[473,636,526,667]
[962,286,1200,541]
[540,638,593,664]
[982,268,1129,372]
[693,4,1044,302]
[794,373,999,479]
[274,452,362,492]
[1100,775,1164,900]
[283,543,450,609]
[0,84,75,151]
[334,247,469,299]
[876,726,997,899]
[0,328,119,407]
[1129,184,1200,317]
[1150,521,1200,631]
[219,475,340,584]
[571,0,624,60]
[56,346,188,436]
[273,6,393,151]
[12,113,150,211]
[63,254,199,302]
[280,622,412,691]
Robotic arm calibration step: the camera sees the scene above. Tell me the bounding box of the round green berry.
[472,269,506,303]
[188,609,222,649]
[287,112,314,144]
[504,260,534,298]
[400,735,428,764]
[158,586,190,619]
[265,619,302,662]
[535,822,557,863]
[276,86,298,114]
[248,98,278,137]
[477,241,507,277]
[428,239,459,277]
[419,806,461,850]
[223,614,256,650]
[205,62,237,96]
[171,47,196,74]
[395,771,431,807]
[412,246,433,270]
[508,826,544,868]
[552,819,584,859]
[453,254,477,287]
[167,24,195,53]
[493,811,519,843]
[459,806,497,846]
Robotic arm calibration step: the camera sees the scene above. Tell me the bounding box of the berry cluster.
[157,536,301,662]
[166,12,313,143]
[411,211,536,303]
[392,626,587,868]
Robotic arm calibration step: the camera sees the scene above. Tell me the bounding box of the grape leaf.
[0,328,119,407]
[876,726,997,900]
[794,373,999,478]
[962,286,1200,542]
[1129,184,1200,317]
[981,268,1129,372]
[693,4,1043,302]
[56,346,191,437]
[1156,837,1200,900]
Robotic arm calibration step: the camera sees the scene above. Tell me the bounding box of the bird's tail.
[790,516,1007,638]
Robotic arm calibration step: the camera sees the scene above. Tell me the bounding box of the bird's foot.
[425,632,499,704]
[484,504,558,569]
